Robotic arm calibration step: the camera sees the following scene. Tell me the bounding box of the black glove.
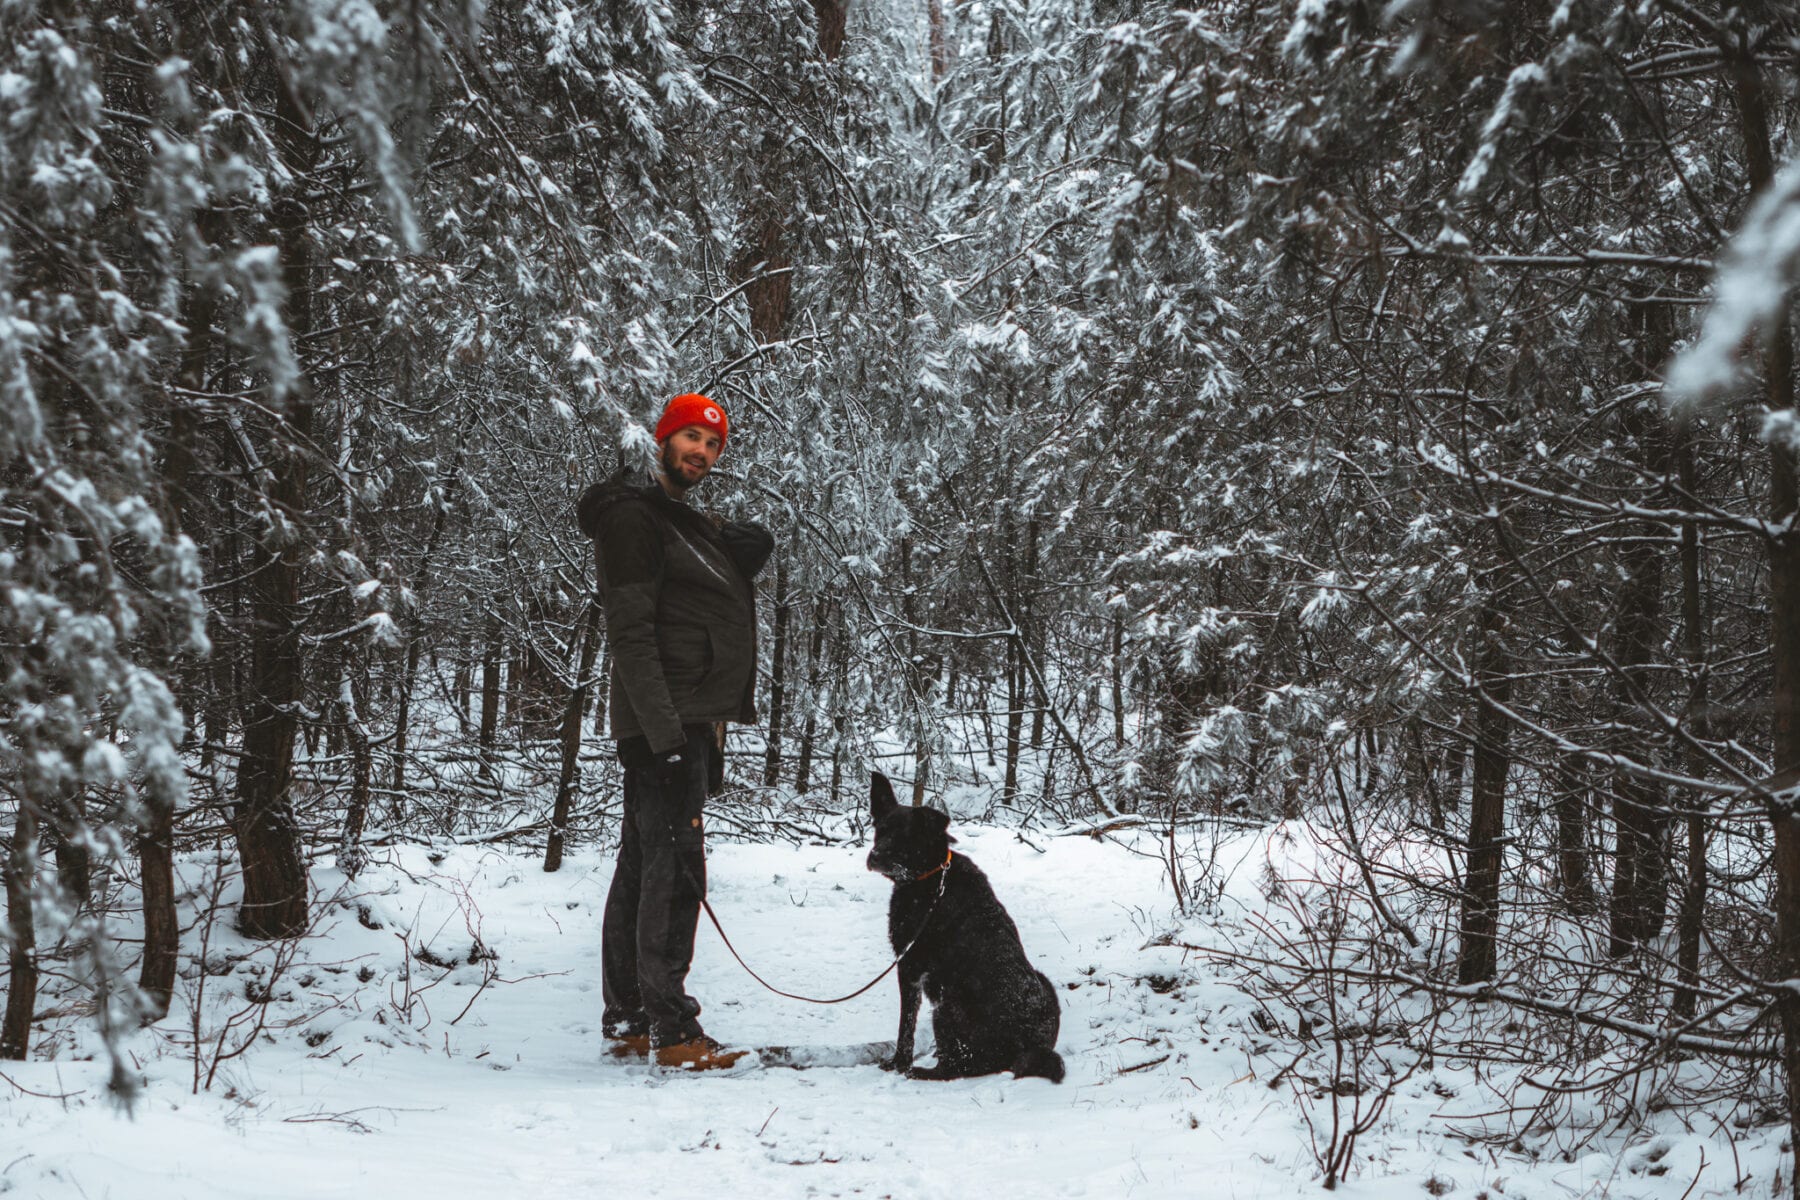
[653,747,688,785]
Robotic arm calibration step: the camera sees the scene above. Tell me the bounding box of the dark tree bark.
[1673,419,1711,1019]
[794,597,829,794]
[763,557,790,788]
[1457,595,1513,986]
[734,218,793,347]
[927,0,952,81]
[49,790,89,908]
[1725,49,1800,1180]
[1554,753,1596,916]
[1606,520,1669,957]
[1003,534,1023,805]
[1607,308,1676,956]
[1111,611,1127,751]
[809,0,846,60]
[1441,720,1466,816]
[900,538,930,806]
[1,800,37,1060]
[828,600,848,808]
[231,70,319,940]
[389,437,462,811]
[478,608,503,778]
[546,600,603,872]
[335,647,374,879]
[1025,518,1045,752]
[140,228,221,1016]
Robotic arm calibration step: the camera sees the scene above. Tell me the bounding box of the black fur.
[865,773,1064,1083]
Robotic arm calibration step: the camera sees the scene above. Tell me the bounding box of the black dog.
[865,773,1064,1082]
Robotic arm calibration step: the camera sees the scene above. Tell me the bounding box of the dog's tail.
[1012,1046,1066,1084]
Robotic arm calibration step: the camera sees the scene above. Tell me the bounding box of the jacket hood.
[576,469,657,540]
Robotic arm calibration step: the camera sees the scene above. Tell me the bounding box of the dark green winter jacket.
[576,468,774,755]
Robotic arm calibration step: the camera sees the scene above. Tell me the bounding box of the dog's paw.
[905,1063,957,1081]
[879,1055,911,1074]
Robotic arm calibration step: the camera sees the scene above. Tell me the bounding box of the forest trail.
[4,824,1753,1199]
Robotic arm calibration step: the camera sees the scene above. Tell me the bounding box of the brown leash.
[695,851,953,1006]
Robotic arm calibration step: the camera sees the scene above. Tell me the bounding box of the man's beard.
[660,441,708,491]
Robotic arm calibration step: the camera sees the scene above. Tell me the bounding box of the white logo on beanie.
[704,407,722,425]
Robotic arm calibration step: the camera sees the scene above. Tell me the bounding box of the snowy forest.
[6,0,1800,1195]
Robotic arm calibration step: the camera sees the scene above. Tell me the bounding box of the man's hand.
[653,746,688,786]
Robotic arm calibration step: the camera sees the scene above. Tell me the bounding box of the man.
[575,392,773,1069]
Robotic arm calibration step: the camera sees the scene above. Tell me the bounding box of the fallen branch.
[1186,941,1777,1061]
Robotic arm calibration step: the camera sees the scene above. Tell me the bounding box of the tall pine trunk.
[478,609,503,778]
[1111,612,1127,751]
[231,77,317,940]
[795,597,829,794]
[389,435,462,813]
[1727,50,1800,1186]
[1002,512,1022,805]
[140,231,221,1016]
[1606,517,1668,956]
[764,557,790,788]
[1,800,37,1059]
[1608,310,1675,956]
[334,648,374,878]
[546,601,603,872]
[1673,420,1711,1019]
[1457,595,1513,985]
[1025,518,1045,752]
[1554,752,1596,915]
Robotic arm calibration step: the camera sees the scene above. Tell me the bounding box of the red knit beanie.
[654,393,728,446]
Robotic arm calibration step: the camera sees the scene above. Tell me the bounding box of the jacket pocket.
[700,624,751,706]
[659,625,712,700]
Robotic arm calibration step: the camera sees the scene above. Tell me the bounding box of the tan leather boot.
[652,1033,749,1070]
[606,1033,651,1059]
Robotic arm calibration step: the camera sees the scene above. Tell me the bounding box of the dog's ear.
[870,772,900,821]
[926,807,952,836]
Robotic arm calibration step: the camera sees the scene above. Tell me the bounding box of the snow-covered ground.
[2,819,1786,1198]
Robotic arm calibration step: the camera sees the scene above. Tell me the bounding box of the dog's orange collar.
[914,850,953,883]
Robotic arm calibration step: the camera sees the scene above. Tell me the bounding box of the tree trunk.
[809,0,847,61]
[1673,419,1711,1019]
[829,600,848,808]
[1025,518,1045,752]
[1002,513,1022,805]
[1442,719,1466,815]
[2,800,37,1059]
[900,539,931,806]
[764,557,790,788]
[795,597,829,794]
[1727,56,1800,1185]
[1555,752,1596,915]
[735,217,793,346]
[335,649,374,879]
[1606,525,1668,957]
[50,790,89,908]
[927,0,952,81]
[1608,308,1676,956]
[479,609,503,778]
[1103,613,1122,754]
[546,601,603,872]
[231,75,319,939]
[1457,597,1513,986]
[1004,634,1023,806]
[592,648,609,737]
[389,446,460,813]
[141,232,221,1017]
[1767,359,1800,1197]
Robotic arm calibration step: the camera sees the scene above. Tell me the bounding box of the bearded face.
[659,424,722,493]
